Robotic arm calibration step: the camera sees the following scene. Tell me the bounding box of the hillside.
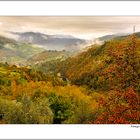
[97,34,122,41]
[0,35,45,65]
[53,34,140,92]
[115,32,140,40]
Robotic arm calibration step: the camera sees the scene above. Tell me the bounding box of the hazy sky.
[0,16,140,39]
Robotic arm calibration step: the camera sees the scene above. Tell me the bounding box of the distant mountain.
[98,34,119,41]
[96,32,140,42]
[115,32,140,40]
[96,33,128,42]
[0,35,44,65]
[10,32,87,51]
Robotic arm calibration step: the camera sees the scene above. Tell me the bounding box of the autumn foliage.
[93,87,140,124]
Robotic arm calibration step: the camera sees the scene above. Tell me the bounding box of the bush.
[0,95,54,124]
[48,93,74,124]
[26,97,53,124]
[0,98,24,124]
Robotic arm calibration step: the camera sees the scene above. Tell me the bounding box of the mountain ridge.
[10,31,88,51]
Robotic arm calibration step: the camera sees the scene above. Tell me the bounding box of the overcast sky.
[0,16,140,39]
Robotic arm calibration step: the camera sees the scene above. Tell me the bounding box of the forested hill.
[52,34,140,92]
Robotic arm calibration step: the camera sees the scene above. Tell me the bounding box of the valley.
[0,30,139,124]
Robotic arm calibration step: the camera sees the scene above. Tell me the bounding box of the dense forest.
[0,33,139,124]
